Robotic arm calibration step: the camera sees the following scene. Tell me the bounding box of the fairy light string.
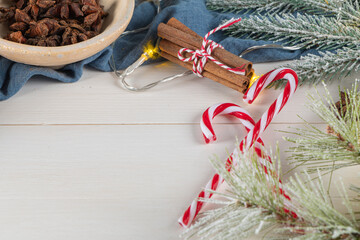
[116,18,258,92]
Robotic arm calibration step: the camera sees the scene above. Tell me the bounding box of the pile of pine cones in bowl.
[0,0,134,66]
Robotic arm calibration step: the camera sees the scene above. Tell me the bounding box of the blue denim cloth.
[0,0,314,100]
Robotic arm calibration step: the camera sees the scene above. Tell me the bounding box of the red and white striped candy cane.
[201,102,270,165]
[241,68,298,150]
[177,18,246,78]
[240,67,299,219]
[179,103,267,228]
[201,103,261,144]
[179,68,298,227]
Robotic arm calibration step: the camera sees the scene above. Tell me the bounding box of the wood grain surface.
[0,61,357,239]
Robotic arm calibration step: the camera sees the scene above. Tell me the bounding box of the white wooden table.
[0,61,358,239]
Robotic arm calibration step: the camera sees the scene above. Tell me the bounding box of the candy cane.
[200,103,261,143]
[241,68,298,150]
[179,103,267,228]
[201,103,269,165]
[179,68,298,227]
[240,68,298,219]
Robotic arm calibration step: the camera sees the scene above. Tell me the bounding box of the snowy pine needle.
[286,172,360,240]
[284,48,360,86]
[207,0,360,85]
[226,14,360,51]
[182,148,289,239]
[285,81,360,173]
[206,0,360,24]
[182,146,360,239]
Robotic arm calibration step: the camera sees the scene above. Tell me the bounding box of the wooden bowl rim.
[0,0,134,60]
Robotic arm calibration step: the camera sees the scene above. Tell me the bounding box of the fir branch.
[206,0,272,14]
[206,0,360,25]
[182,146,360,239]
[226,14,360,51]
[209,149,285,215]
[207,0,360,86]
[286,172,360,239]
[285,81,360,173]
[282,48,360,86]
[182,149,290,239]
[284,126,359,173]
[183,204,277,240]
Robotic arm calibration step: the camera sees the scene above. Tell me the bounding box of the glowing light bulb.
[116,41,162,86]
[249,73,261,88]
[143,42,160,60]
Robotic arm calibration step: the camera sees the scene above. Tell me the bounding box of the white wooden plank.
[0,124,357,199]
[0,62,354,125]
[0,198,354,240]
[0,60,358,240]
[0,199,183,240]
[0,124,357,239]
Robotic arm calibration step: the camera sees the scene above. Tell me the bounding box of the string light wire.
[239,44,301,58]
[110,0,300,92]
[109,0,194,92]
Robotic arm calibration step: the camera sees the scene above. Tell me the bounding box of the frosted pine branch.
[207,0,360,85]
[206,0,288,14]
[183,205,276,240]
[206,0,360,24]
[286,172,360,240]
[182,146,360,239]
[284,81,360,173]
[226,14,360,51]
[182,149,290,239]
[283,48,360,85]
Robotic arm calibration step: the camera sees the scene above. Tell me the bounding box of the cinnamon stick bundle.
[158,18,254,93]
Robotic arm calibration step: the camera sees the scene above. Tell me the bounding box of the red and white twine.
[179,68,299,228]
[177,18,246,77]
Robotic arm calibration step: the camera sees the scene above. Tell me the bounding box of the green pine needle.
[182,146,360,239]
[182,148,292,240]
[207,0,360,85]
[285,172,360,240]
[283,48,360,86]
[206,0,360,25]
[226,14,360,51]
[284,81,360,173]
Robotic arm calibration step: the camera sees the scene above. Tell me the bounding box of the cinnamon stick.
[161,52,247,92]
[248,69,255,80]
[159,18,253,74]
[166,18,200,38]
[159,39,250,90]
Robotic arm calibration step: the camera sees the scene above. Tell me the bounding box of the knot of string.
[177,18,245,78]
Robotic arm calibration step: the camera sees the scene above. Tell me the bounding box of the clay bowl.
[0,0,134,67]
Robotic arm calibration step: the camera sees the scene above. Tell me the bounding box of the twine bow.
[177,18,246,78]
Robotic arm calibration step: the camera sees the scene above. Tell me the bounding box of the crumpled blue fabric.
[0,0,315,100]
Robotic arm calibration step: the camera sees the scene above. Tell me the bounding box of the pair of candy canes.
[178,67,299,228]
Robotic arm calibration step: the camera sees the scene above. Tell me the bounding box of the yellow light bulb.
[143,41,160,60]
[249,73,261,88]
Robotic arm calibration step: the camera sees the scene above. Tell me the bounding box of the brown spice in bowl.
[0,0,107,46]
